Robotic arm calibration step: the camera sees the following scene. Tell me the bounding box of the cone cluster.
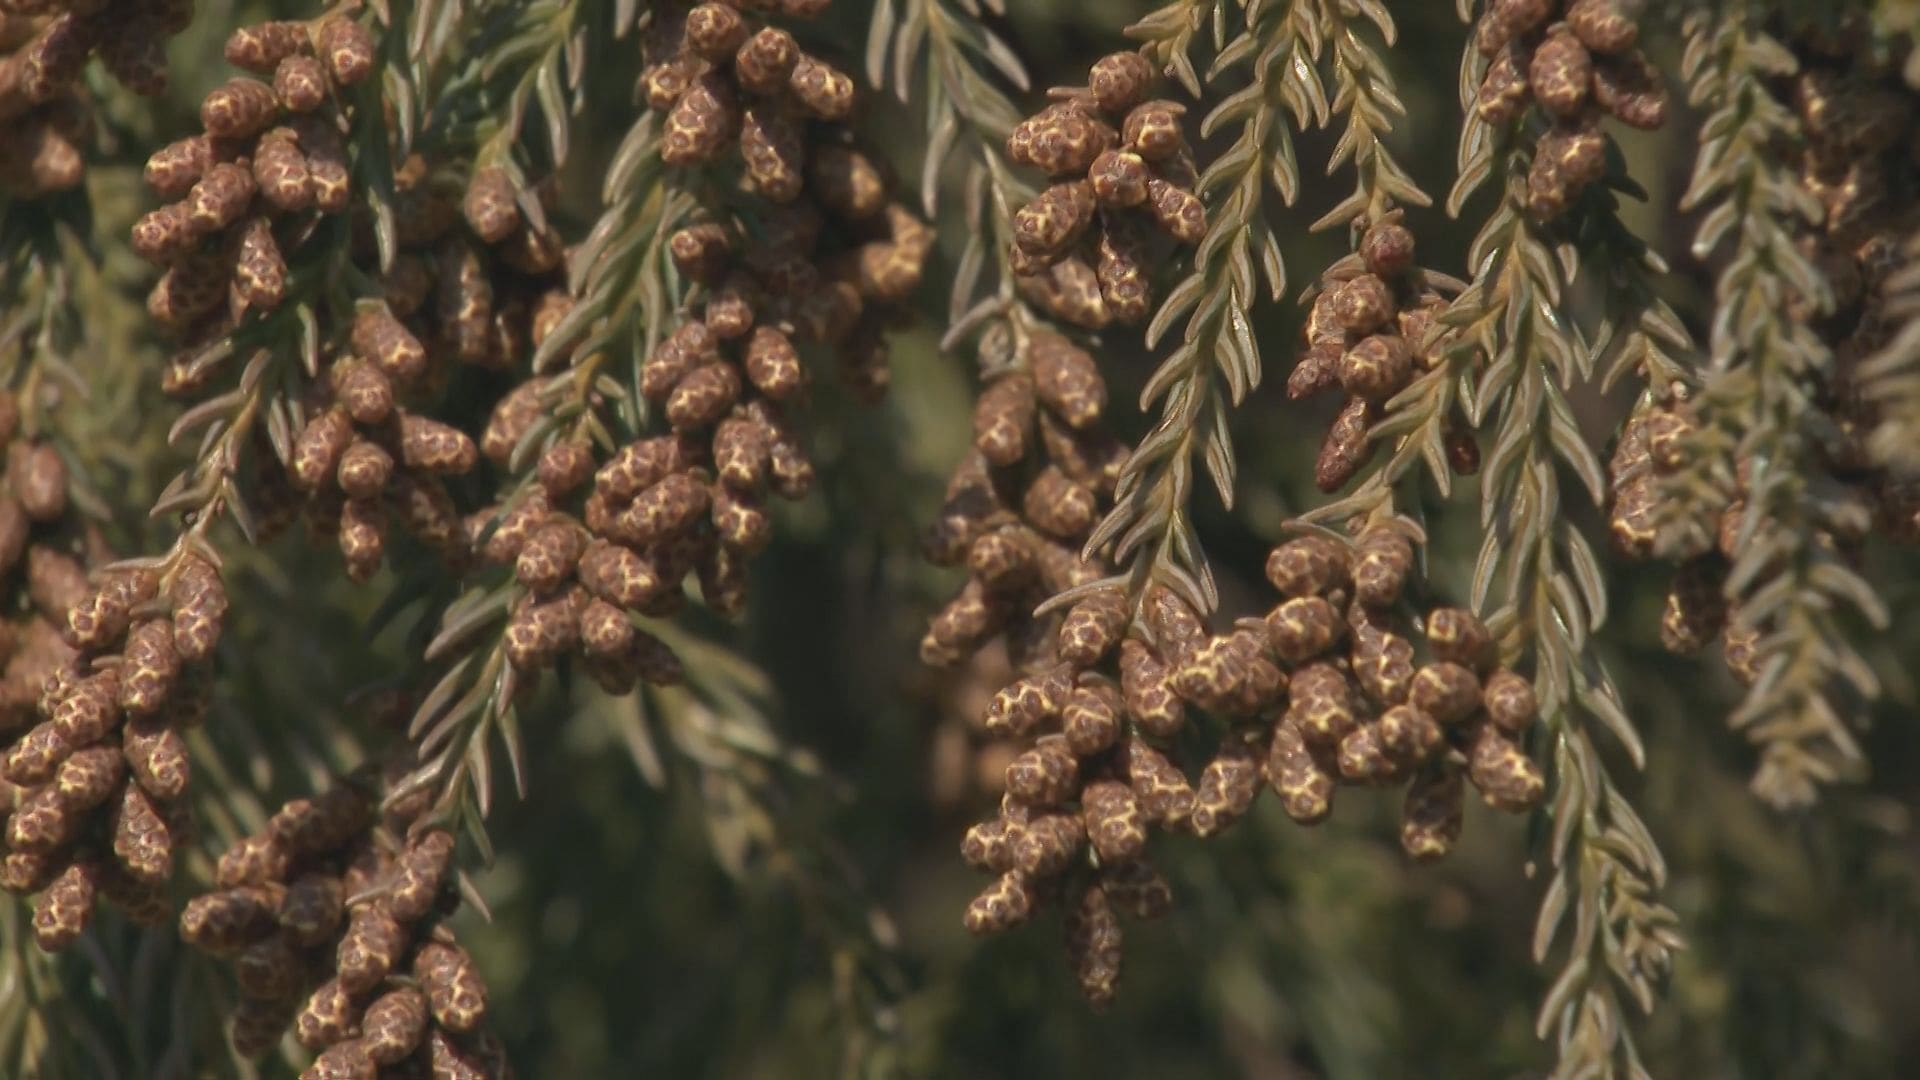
[182,781,509,1078]
[1472,0,1668,219]
[1,540,227,950]
[132,15,380,337]
[1609,23,1920,683]
[1288,213,1476,492]
[921,333,1128,668]
[958,525,1546,1004]
[0,0,189,196]
[1004,50,1205,330]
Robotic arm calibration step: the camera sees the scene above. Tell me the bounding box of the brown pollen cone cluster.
[1,541,228,950]
[920,332,1127,670]
[1005,50,1206,330]
[182,781,508,1077]
[1289,213,1473,492]
[0,0,188,196]
[267,157,573,583]
[1609,25,1920,682]
[957,525,1546,1005]
[644,1,932,397]
[1472,0,1669,219]
[132,15,380,337]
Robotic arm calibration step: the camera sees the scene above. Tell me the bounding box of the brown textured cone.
[1331,274,1394,335]
[1062,680,1124,757]
[170,558,229,664]
[144,134,217,200]
[2,850,61,897]
[361,987,430,1065]
[1096,215,1154,324]
[4,722,69,786]
[1591,49,1667,130]
[1144,177,1205,244]
[1005,735,1079,806]
[52,743,126,811]
[1378,704,1446,767]
[1089,148,1151,208]
[1400,764,1464,862]
[123,716,190,799]
[416,940,489,1033]
[289,114,351,213]
[20,15,97,104]
[665,362,743,431]
[305,1039,377,1079]
[663,71,737,165]
[1017,255,1111,330]
[1011,812,1085,877]
[965,524,1036,593]
[11,440,68,523]
[1265,595,1345,664]
[515,521,586,595]
[295,977,361,1050]
[436,238,496,364]
[745,325,806,400]
[180,884,285,953]
[338,498,387,582]
[1567,0,1638,54]
[1022,466,1096,540]
[577,539,670,610]
[254,130,315,213]
[225,22,309,73]
[1171,627,1286,717]
[1467,722,1545,812]
[1064,881,1124,1009]
[962,817,1024,874]
[269,787,372,856]
[972,373,1035,466]
[1425,607,1493,670]
[1190,731,1263,837]
[1121,100,1185,162]
[7,785,77,853]
[1351,624,1416,707]
[920,577,1007,666]
[1097,860,1172,922]
[1352,527,1413,607]
[291,406,353,491]
[1287,662,1358,746]
[398,414,479,475]
[463,167,522,244]
[30,859,95,951]
[1081,779,1147,862]
[1028,336,1107,432]
[1339,333,1414,401]
[1481,669,1538,734]
[615,471,711,545]
[739,104,806,202]
[1264,535,1351,597]
[964,871,1037,934]
[1476,43,1532,126]
[200,77,280,140]
[1662,557,1729,654]
[112,782,180,884]
[1266,717,1336,823]
[732,24,799,95]
[983,665,1072,739]
[1361,218,1417,278]
[51,670,120,746]
[280,871,346,946]
[273,53,328,113]
[1337,723,1399,783]
[503,590,582,671]
[337,439,394,501]
[1117,639,1184,738]
[1409,662,1482,725]
[1014,180,1096,260]
[336,902,407,993]
[387,829,455,922]
[216,832,293,888]
[1146,585,1206,669]
[1089,50,1155,114]
[788,53,855,121]
[807,146,885,222]
[316,16,376,86]
[130,202,201,265]
[1057,590,1126,666]
[235,217,289,311]
[1528,26,1593,118]
[1315,396,1375,492]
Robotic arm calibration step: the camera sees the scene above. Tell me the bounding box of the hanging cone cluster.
[921,332,1128,667]
[132,14,380,337]
[181,779,509,1077]
[1004,50,1205,329]
[1,540,227,950]
[1609,19,1920,686]
[959,523,1547,1003]
[257,156,572,584]
[644,0,934,398]
[1472,0,1669,218]
[1288,213,1475,492]
[0,0,189,196]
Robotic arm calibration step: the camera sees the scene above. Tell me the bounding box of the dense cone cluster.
[643,1,932,396]
[182,782,508,1077]
[920,333,1128,668]
[131,15,379,334]
[1472,0,1669,218]
[1608,25,1920,680]
[1,544,228,950]
[1004,50,1206,329]
[0,0,189,196]
[265,157,574,583]
[958,524,1547,1004]
[1288,213,1473,492]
